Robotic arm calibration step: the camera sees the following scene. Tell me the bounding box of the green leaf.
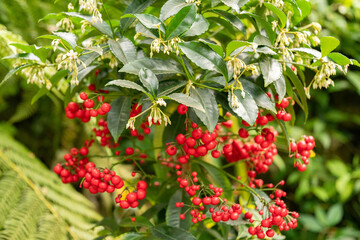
[124,14,165,33]
[166,4,196,40]
[3,53,41,62]
[194,161,233,200]
[327,204,343,226]
[189,88,219,132]
[53,31,77,49]
[299,214,323,232]
[10,43,50,63]
[179,41,228,82]
[199,39,224,57]
[291,48,322,59]
[183,14,209,37]
[120,0,156,33]
[242,79,276,112]
[151,225,196,240]
[259,56,283,87]
[320,36,340,57]
[220,0,249,13]
[118,216,153,227]
[160,0,191,21]
[139,68,159,97]
[106,80,147,93]
[314,205,327,227]
[108,38,137,65]
[226,40,252,57]
[119,59,183,75]
[64,12,113,37]
[264,3,287,28]
[228,90,258,125]
[166,190,182,228]
[210,9,245,34]
[116,232,146,240]
[158,80,187,96]
[292,0,311,25]
[0,63,38,87]
[107,96,132,140]
[326,159,348,178]
[273,75,286,100]
[285,66,308,120]
[165,93,205,112]
[31,87,49,105]
[240,12,276,43]
[328,52,351,66]
[336,174,353,202]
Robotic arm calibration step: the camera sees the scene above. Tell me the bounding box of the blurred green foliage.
[0,0,359,239]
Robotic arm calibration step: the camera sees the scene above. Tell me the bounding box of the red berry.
[126,192,137,203]
[136,189,146,200]
[211,150,220,158]
[177,104,188,115]
[137,180,147,190]
[192,197,202,205]
[266,229,275,237]
[244,212,252,219]
[125,147,134,155]
[176,134,186,145]
[166,145,177,156]
[53,164,63,174]
[257,116,268,126]
[101,103,111,113]
[280,98,289,108]
[80,92,87,100]
[211,197,220,205]
[297,164,307,172]
[238,128,249,138]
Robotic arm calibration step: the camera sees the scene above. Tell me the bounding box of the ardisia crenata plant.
[3,0,359,239]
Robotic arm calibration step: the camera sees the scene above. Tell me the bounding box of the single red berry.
[297,164,307,172]
[101,103,111,113]
[125,147,134,155]
[257,116,268,126]
[280,98,289,108]
[244,212,252,219]
[131,217,136,222]
[266,229,275,237]
[291,65,296,71]
[238,128,249,138]
[136,189,146,200]
[166,145,177,156]
[176,134,186,145]
[192,197,202,205]
[137,180,147,190]
[180,214,185,220]
[126,192,137,203]
[80,92,88,100]
[211,150,220,158]
[177,104,188,115]
[53,164,63,174]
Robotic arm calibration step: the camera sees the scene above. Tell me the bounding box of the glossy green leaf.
[292,0,311,25]
[228,90,258,125]
[158,80,187,96]
[53,31,77,49]
[291,47,321,58]
[210,9,245,34]
[165,93,205,112]
[199,39,224,57]
[195,161,233,200]
[259,56,283,87]
[119,58,183,75]
[220,0,249,13]
[320,36,340,57]
[160,0,191,21]
[242,79,276,112]
[64,12,113,37]
[118,216,153,227]
[0,63,38,87]
[116,232,146,240]
[226,40,252,56]
[139,68,159,97]
[166,190,182,228]
[124,14,165,33]
[120,0,156,33]
[106,79,147,93]
[285,66,308,120]
[183,14,209,37]
[107,96,132,140]
[326,204,343,226]
[151,225,196,240]
[273,74,286,100]
[10,43,50,63]
[189,88,219,132]
[328,52,352,66]
[166,4,196,40]
[108,38,137,65]
[3,53,41,62]
[264,3,287,28]
[179,41,228,81]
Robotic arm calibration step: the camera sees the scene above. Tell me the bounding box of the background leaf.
[107,96,132,140]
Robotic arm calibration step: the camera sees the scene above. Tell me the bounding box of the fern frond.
[0,134,102,240]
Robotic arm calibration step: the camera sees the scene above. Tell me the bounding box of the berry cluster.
[53,141,93,183]
[290,135,316,171]
[93,118,119,148]
[115,180,148,209]
[247,189,299,239]
[65,91,111,122]
[82,162,123,194]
